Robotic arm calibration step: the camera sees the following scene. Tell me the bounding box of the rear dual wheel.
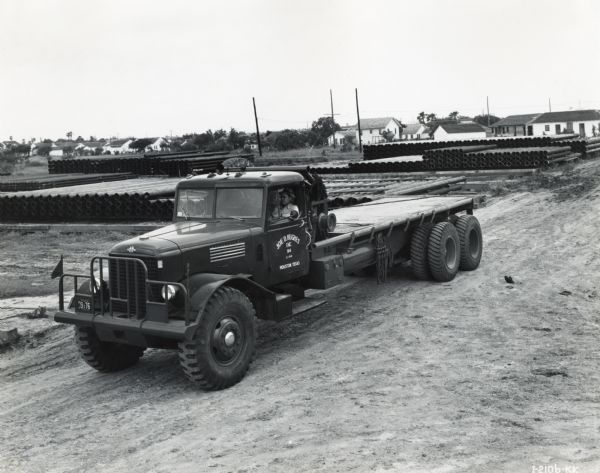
[410,216,482,282]
[427,221,461,282]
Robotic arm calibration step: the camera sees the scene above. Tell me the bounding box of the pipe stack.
[48,152,254,176]
[0,178,179,222]
[0,173,134,192]
[363,136,559,160]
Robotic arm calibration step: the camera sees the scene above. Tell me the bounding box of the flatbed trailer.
[55,170,483,390]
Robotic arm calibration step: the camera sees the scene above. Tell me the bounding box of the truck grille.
[108,256,158,317]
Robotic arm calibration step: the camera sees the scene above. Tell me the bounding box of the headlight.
[161,284,178,301]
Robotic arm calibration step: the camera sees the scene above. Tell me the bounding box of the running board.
[291,297,327,316]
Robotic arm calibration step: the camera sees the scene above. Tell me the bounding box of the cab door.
[266,212,310,286]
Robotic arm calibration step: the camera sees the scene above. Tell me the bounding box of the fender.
[187,273,283,330]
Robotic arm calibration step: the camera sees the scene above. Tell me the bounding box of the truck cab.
[55,170,332,391]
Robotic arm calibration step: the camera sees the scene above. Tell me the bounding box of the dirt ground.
[1,161,600,472]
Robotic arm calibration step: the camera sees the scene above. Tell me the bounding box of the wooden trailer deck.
[315,195,478,248]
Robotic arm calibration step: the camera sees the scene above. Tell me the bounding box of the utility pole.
[252,97,262,157]
[486,96,490,127]
[330,89,336,148]
[355,88,362,153]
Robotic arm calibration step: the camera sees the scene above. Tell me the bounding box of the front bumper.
[54,310,196,342]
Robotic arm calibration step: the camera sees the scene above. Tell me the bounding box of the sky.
[1,0,599,142]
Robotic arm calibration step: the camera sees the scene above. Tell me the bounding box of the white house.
[529,110,600,137]
[401,123,429,140]
[355,117,403,145]
[103,138,134,155]
[491,114,541,136]
[327,129,356,147]
[146,137,169,152]
[432,123,487,141]
[75,141,106,155]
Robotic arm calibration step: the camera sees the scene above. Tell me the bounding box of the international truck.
[55,168,483,390]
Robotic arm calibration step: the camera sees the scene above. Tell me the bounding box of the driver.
[280,188,299,218]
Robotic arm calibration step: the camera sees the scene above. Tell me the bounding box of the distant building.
[491,114,541,136]
[401,123,429,140]
[431,123,487,141]
[356,117,403,144]
[103,138,134,155]
[329,117,403,146]
[75,141,106,155]
[146,137,169,152]
[49,141,78,158]
[327,129,356,147]
[529,109,600,137]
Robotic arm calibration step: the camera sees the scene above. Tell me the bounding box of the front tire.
[74,326,144,372]
[178,287,255,390]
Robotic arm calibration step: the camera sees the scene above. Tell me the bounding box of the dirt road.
[1,162,600,472]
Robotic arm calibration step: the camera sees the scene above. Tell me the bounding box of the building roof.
[491,114,541,128]
[106,139,131,148]
[530,109,600,124]
[402,123,423,134]
[435,123,486,134]
[356,117,401,130]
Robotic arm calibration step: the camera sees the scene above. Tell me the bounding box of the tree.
[448,111,459,121]
[473,115,501,126]
[193,131,215,149]
[66,131,73,140]
[264,129,308,151]
[417,112,426,124]
[213,129,227,141]
[76,136,84,142]
[310,116,340,146]
[130,138,154,153]
[14,143,32,157]
[381,129,395,142]
[426,113,437,123]
[227,128,247,149]
[36,143,52,156]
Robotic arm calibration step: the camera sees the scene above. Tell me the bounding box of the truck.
[55,168,483,390]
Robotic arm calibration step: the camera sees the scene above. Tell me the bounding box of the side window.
[267,186,302,226]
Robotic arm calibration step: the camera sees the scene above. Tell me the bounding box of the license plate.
[76,297,92,313]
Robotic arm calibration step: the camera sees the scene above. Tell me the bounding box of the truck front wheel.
[427,221,461,282]
[74,326,144,372]
[178,287,256,390]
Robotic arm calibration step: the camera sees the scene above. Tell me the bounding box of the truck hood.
[110,221,260,256]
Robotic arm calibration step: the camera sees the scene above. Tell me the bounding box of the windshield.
[176,187,264,220]
[177,189,214,219]
[216,188,263,219]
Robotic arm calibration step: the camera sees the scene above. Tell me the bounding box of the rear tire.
[427,222,460,282]
[178,287,255,390]
[74,326,144,372]
[410,223,433,280]
[455,215,483,270]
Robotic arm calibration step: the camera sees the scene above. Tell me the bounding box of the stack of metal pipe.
[48,152,253,177]
[0,173,134,192]
[363,136,559,160]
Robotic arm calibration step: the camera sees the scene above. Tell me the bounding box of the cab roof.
[177,170,304,189]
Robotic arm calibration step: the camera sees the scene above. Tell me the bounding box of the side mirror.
[289,210,299,220]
